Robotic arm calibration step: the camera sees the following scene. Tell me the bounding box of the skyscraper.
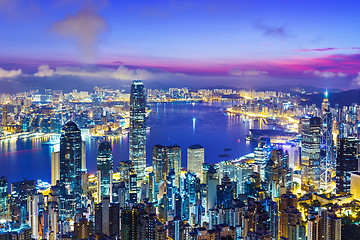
[301,117,321,192]
[97,141,113,202]
[0,177,8,220]
[2,105,7,128]
[152,145,181,186]
[129,80,146,183]
[187,145,204,180]
[51,151,60,186]
[336,137,359,194]
[59,121,83,218]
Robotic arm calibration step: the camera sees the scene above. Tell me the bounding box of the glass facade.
[129,80,146,183]
[97,141,113,200]
[59,121,83,218]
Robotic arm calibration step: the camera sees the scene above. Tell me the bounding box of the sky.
[0,0,360,92]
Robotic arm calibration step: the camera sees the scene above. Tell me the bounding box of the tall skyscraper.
[320,92,334,192]
[166,145,181,187]
[336,137,359,194]
[301,117,321,192]
[153,145,167,183]
[152,145,181,186]
[59,121,83,218]
[129,80,147,183]
[187,144,204,180]
[97,141,113,202]
[0,177,8,220]
[51,151,60,186]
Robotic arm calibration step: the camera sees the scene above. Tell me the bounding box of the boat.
[246,135,254,141]
[224,148,231,151]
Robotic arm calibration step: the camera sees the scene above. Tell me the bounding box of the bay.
[0,101,260,183]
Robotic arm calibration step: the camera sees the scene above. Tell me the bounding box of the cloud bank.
[228,68,268,76]
[304,70,347,78]
[0,67,22,78]
[34,65,186,81]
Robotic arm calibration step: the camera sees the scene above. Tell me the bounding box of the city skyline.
[1,0,360,92]
[1,1,360,239]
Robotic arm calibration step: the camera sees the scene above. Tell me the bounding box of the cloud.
[254,21,293,38]
[228,68,268,76]
[34,65,55,77]
[0,67,22,78]
[36,65,186,81]
[294,47,360,52]
[51,7,109,63]
[353,72,360,86]
[304,70,347,78]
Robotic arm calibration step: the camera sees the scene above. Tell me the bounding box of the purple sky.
[0,0,360,91]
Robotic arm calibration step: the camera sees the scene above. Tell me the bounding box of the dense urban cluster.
[0,80,360,240]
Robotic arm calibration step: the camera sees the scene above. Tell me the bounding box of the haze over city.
[1,0,360,92]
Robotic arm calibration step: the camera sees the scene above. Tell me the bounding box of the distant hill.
[299,89,360,107]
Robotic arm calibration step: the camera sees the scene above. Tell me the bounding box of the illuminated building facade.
[97,141,113,201]
[0,177,8,220]
[129,80,147,183]
[59,121,83,218]
[51,151,60,186]
[301,117,321,192]
[152,145,181,186]
[187,144,204,180]
[336,137,359,194]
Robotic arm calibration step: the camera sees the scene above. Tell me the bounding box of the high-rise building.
[95,197,119,238]
[206,165,218,211]
[121,208,140,240]
[301,117,321,192]
[129,80,147,183]
[97,141,113,202]
[187,144,204,180]
[59,121,83,218]
[307,209,341,240]
[216,175,234,209]
[166,145,181,187]
[81,140,86,171]
[51,151,60,186]
[320,110,334,192]
[336,137,359,193]
[2,105,7,128]
[152,145,181,186]
[0,177,8,220]
[321,91,330,116]
[74,218,93,239]
[153,145,167,183]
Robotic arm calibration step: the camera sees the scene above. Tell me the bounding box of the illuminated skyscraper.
[166,145,181,187]
[152,145,181,186]
[97,141,113,202]
[187,145,204,180]
[0,177,8,220]
[336,137,359,194]
[301,117,321,192]
[59,121,83,218]
[51,151,60,186]
[129,80,146,183]
[320,92,334,192]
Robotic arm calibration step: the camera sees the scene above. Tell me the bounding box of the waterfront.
[0,101,261,183]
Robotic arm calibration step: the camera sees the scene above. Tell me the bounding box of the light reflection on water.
[0,101,262,183]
